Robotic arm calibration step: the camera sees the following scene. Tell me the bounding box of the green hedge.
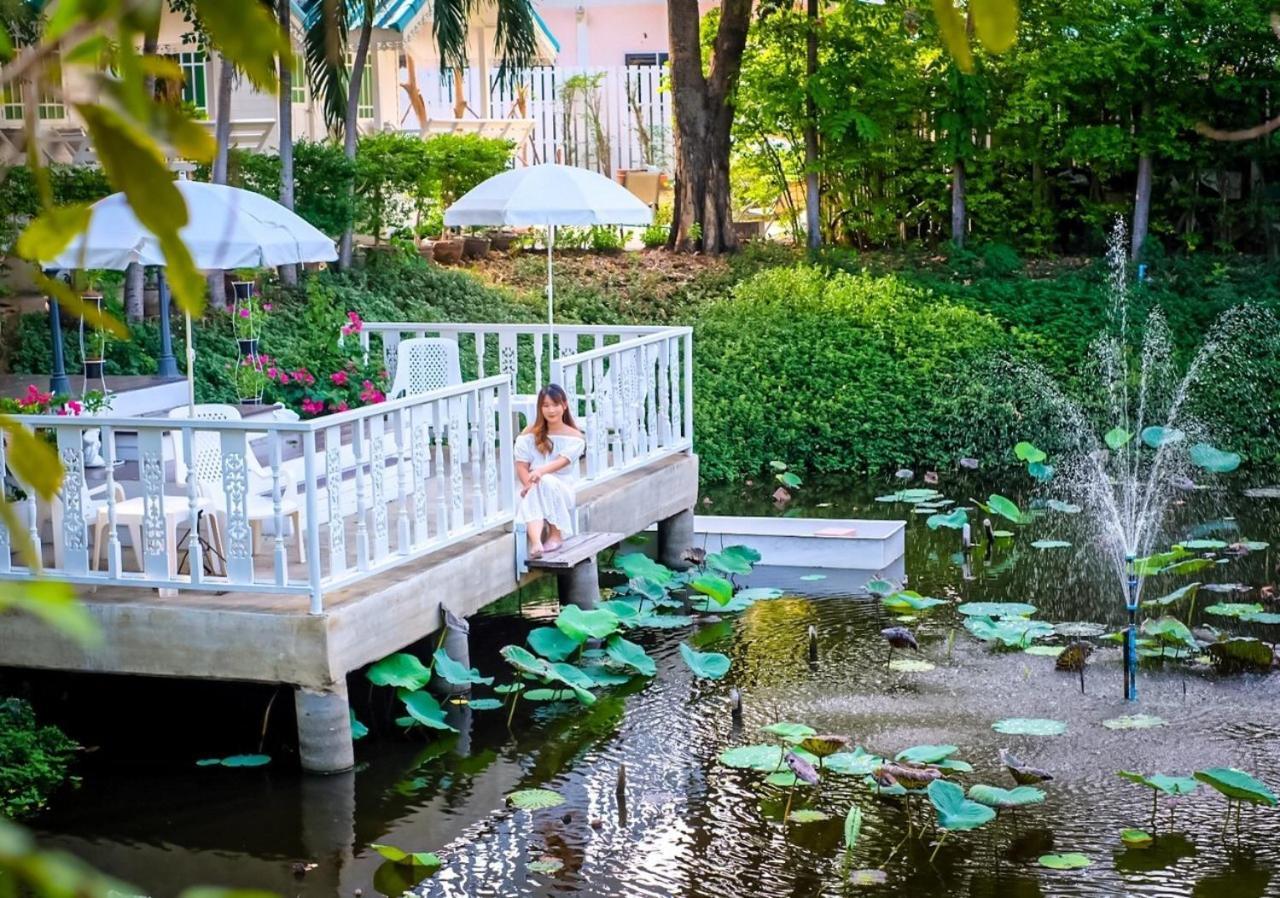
[0,698,77,818]
[693,266,1030,481]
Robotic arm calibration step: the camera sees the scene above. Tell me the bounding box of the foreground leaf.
[508,788,566,810]
[679,643,730,679]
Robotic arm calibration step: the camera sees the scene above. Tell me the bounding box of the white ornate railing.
[0,376,515,612]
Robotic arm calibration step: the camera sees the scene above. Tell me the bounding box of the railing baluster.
[183,426,203,586]
[220,430,253,585]
[593,357,608,476]
[448,396,466,532]
[324,424,347,577]
[432,398,448,537]
[54,425,89,575]
[369,413,389,561]
[353,419,370,570]
[136,429,169,581]
[482,386,498,519]
[410,405,430,545]
[102,425,120,576]
[0,431,11,574]
[24,452,39,570]
[474,331,486,379]
[533,332,544,393]
[644,344,658,456]
[271,432,287,585]
[658,339,672,448]
[303,430,324,612]
[683,330,694,442]
[497,380,515,514]
[395,407,412,554]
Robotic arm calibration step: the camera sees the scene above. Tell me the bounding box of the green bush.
[0,698,78,818]
[694,265,1028,480]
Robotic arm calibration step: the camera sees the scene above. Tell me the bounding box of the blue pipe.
[1125,553,1139,702]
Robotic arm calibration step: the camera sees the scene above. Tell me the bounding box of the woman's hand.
[528,470,543,486]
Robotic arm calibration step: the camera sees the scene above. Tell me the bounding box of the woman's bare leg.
[527,518,545,556]
[544,524,563,553]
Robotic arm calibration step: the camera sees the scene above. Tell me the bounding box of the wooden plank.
[525,531,623,570]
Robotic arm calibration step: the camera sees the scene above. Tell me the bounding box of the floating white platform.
[694,515,905,571]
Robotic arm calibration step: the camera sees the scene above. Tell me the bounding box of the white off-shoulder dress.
[514,432,585,537]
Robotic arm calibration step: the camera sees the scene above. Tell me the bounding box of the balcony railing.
[0,324,693,610]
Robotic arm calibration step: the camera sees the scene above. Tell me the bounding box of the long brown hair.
[527,383,577,454]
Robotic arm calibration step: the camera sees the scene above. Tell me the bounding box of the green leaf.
[1141,426,1185,448]
[465,698,503,710]
[882,590,947,612]
[350,710,369,740]
[896,744,959,765]
[1189,443,1241,474]
[432,648,493,687]
[1207,637,1274,672]
[16,203,92,262]
[679,643,731,679]
[528,626,581,661]
[369,843,442,867]
[1104,427,1133,450]
[707,551,753,575]
[720,743,787,770]
[927,779,996,831]
[616,553,673,586]
[555,605,620,642]
[931,0,973,71]
[0,23,11,61]
[992,718,1066,736]
[605,634,656,676]
[1102,714,1167,730]
[500,644,550,677]
[1204,603,1264,619]
[2,579,98,646]
[843,804,863,849]
[528,858,564,874]
[762,721,817,742]
[1194,768,1277,805]
[927,508,968,530]
[971,0,1018,52]
[1047,500,1082,514]
[1039,853,1092,869]
[824,749,884,776]
[776,471,803,489]
[787,809,830,823]
[1143,582,1201,609]
[690,574,734,606]
[523,688,576,702]
[967,784,1046,809]
[544,662,599,704]
[508,788,567,810]
[1140,617,1198,652]
[1117,771,1199,797]
[220,754,271,768]
[1121,829,1153,848]
[367,653,432,690]
[1027,462,1055,483]
[398,689,456,731]
[987,494,1025,524]
[721,544,763,565]
[1014,442,1047,464]
[192,0,290,88]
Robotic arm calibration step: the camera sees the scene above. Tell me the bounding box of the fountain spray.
[1124,552,1138,701]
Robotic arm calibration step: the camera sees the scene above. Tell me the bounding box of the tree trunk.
[951,157,966,248]
[338,20,374,269]
[125,25,162,321]
[1131,100,1153,260]
[209,55,235,310]
[666,0,753,254]
[804,0,820,251]
[277,0,298,286]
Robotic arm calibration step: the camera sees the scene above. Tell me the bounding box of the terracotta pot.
[418,240,436,259]
[487,231,516,252]
[433,238,464,265]
[462,235,491,260]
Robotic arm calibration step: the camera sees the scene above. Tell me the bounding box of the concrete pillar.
[295,684,354,774]
[432,607,471,698]
[557,559,599,610]
[658,508,696,570]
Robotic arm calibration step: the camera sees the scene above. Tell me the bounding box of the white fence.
[1,324,693,609]
[403,64,672,176]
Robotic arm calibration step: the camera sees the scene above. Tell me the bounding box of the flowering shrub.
[339,310,363,338]
[266,350,388,418]
[0,385,110,416]
[232,294,266,340]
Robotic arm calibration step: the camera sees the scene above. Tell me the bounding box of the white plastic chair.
[387,338,462,398]
[168,404,305,563]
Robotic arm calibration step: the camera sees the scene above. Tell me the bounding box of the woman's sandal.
[528,547,544,559]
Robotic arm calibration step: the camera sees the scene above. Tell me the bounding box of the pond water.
[21,474,1280,898]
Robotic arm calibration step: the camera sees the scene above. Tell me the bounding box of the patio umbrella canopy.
[443,164,653,336]
[41,181,338,412]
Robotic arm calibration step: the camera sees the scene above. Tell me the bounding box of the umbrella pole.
[546,224,555,367]
[185,311,196,414]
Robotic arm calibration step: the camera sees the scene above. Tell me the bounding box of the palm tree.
[277,0,298,285]
[299,0,540,267]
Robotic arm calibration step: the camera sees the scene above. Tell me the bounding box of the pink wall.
[537,1,717,68]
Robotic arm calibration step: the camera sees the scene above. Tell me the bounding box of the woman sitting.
[515,384,585,558]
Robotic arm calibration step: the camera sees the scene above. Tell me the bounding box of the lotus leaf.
[1140,617,1199,652]
[679,643,731,679]
[801,734,852,758]
[882,590,947,612]
[927,509,968,531]
[628,577,667,602]
[777,471,803,489]
[896,744,959,765]
[721,544,763,565]
[579,667,632,687]
[508,788,566,810]
[465,698,504,711]
[528,858,563,874]
[864,578,896,597]
[1242,611,1280,624]
[597,599,640,621]
[1189,443,1241,474]
[889,658,936,671]
[787,809,830,823]
[992,718,1067,736]
[1163,558,1216,575]
[1143,582,1201,608]
[632,613,695,629]
[987,493,1025,524]
[1132,547,1190,576]
[849,869,888,886]
[1014,442,1047,464]
[967,784,1046,809]
[1102,714,1167,730]
[1028,462,1055,482]
[765,771,799,786]
[367,653,432,690]
[1121,829,1153,848]
[350,711,369,740]
[1180,539,1228,550]
[966,616,1054,648]
[707,552,753,576]
[616,553,673,586]
[1047,500,1082,513]
[493,682,525,694]
[1204,603,1264,618]
[825,749,884,776]
[370,844,442,868]
[769,460,789,471]
[690,574,734,606]
[928,779,996,831]
[1031,539,1072,550]
[604,635,656,677]
[1024,645,1065,657]
[198,754,270,768]
[432,648,493,687]
[1141,426,1185,448]
[1105,427,1133,450]
[1194,768,1277,805]
[992,529,1014,538]
[844,804,863,849]
[720,744,787,770]
[556,605,621,642]
[399,689,456,731]
[957,602,1036,618]
[1117,772,1199,796]
[1039,853,1091,869]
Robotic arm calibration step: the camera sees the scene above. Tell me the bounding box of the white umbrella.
[43,181,338,412]
[443,164,653,338]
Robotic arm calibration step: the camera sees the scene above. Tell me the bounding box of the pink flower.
[331,400,349,413]
[266,367,278,379]
[330,371,348,386]
[301,397,325,415]
[359,380,385,404]
[238,307,251,319]
[262,303,273,311]
[18,384,53,409]
[64,400,82,416]
[278,372,291,385]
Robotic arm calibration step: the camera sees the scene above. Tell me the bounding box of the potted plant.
[433,234,465,264]
[232,290,264,357]
[232,356,269,405]
[79,286,108,381]
[487,230,517,252]
[231,268,259,301]
[462,231,491,260]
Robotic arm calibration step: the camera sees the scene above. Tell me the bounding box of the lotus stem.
[1152,790,1159,833]
[1235,801,1243,842]
[506,690,520,729]
[258,687,280,754]
[783,784,797,822]
[929,831,948,864]
[880,832,911,870]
